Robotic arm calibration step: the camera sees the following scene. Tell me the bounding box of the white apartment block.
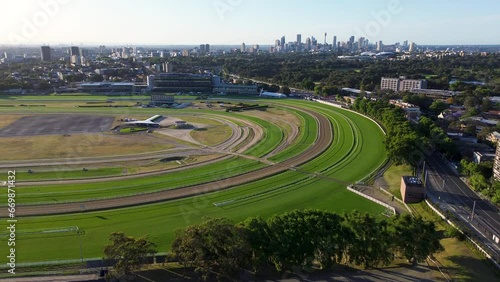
[381,76,427,92]
[494,141,500,181]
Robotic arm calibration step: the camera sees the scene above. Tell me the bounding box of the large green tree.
[429,100,449,115]
[171,218,251,281]
[242,216,272,272]
[103,232,157,277]
[343,211,393,268]
[391,215,443,264]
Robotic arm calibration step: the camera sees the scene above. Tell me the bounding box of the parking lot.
[0,115,114,137]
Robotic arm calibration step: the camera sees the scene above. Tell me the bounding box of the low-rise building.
[341,87,372,97]
[473,151,495,164]
[487,131,500,143]
[400,176,426,203]
[409,89,460,101]
[389,100,421,120]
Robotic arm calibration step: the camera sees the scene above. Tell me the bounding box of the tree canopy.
[103,232,157,277]
[171,210,443,281]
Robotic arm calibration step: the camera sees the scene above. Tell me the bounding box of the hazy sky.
[1,0,499,46]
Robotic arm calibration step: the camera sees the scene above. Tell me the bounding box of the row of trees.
[170,210,442,281]
[460,160,500,204]
[351,98,458,165]
[351,98,424,165]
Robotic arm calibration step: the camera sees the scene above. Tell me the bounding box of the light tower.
[324,32,327,50]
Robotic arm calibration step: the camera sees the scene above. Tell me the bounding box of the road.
[425,152,500,260]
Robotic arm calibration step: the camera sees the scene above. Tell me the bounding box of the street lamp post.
[471,201,476,221]
[77,230,86,263]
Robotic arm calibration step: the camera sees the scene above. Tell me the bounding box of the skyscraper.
[70,46,80,57]
[377,40,383,52]
[199,44,206,55]
[409,42,416,53]
[357,37,365,50]
[241,43,246,52]
[333,36,337,51]
[296,34,302,44]
[280,36,285,47]
[40,46,51,61]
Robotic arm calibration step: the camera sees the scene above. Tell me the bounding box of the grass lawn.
[409,202,500,281]
[244,107,301,137]
[433,238,500,281]
[383,164,413,200]
[0,114,25,128]
[0,133,176,160]
[119,127,148,133]
[190,125,232,146]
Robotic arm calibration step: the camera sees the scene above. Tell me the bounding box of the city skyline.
[1,0,499,46]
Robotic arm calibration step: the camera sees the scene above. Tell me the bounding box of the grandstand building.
[211,75,258,95]
[150,94,175,106]
[147,73,212,93]
[78,82,135,93]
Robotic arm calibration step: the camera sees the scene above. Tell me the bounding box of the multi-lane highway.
[425,152,500,260]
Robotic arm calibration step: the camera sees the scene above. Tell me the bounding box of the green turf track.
[0,100,387,262]
[13,158,265,205]
[4,168,124,182]
[268,107,317,162]
[238,115,284,157]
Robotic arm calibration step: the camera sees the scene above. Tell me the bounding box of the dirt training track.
[0,115,113,137]
[2,109,332,217]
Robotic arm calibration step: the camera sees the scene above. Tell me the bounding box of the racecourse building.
[147,73,212,93]
[211,75,258,95]
[78,82,135,93]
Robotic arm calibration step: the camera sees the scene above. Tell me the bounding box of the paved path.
[352,185,408,215]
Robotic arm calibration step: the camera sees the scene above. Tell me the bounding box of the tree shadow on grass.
[445,255,500,282]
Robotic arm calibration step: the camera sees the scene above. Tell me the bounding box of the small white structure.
[259,90,287,99]
[125,115,163,127]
